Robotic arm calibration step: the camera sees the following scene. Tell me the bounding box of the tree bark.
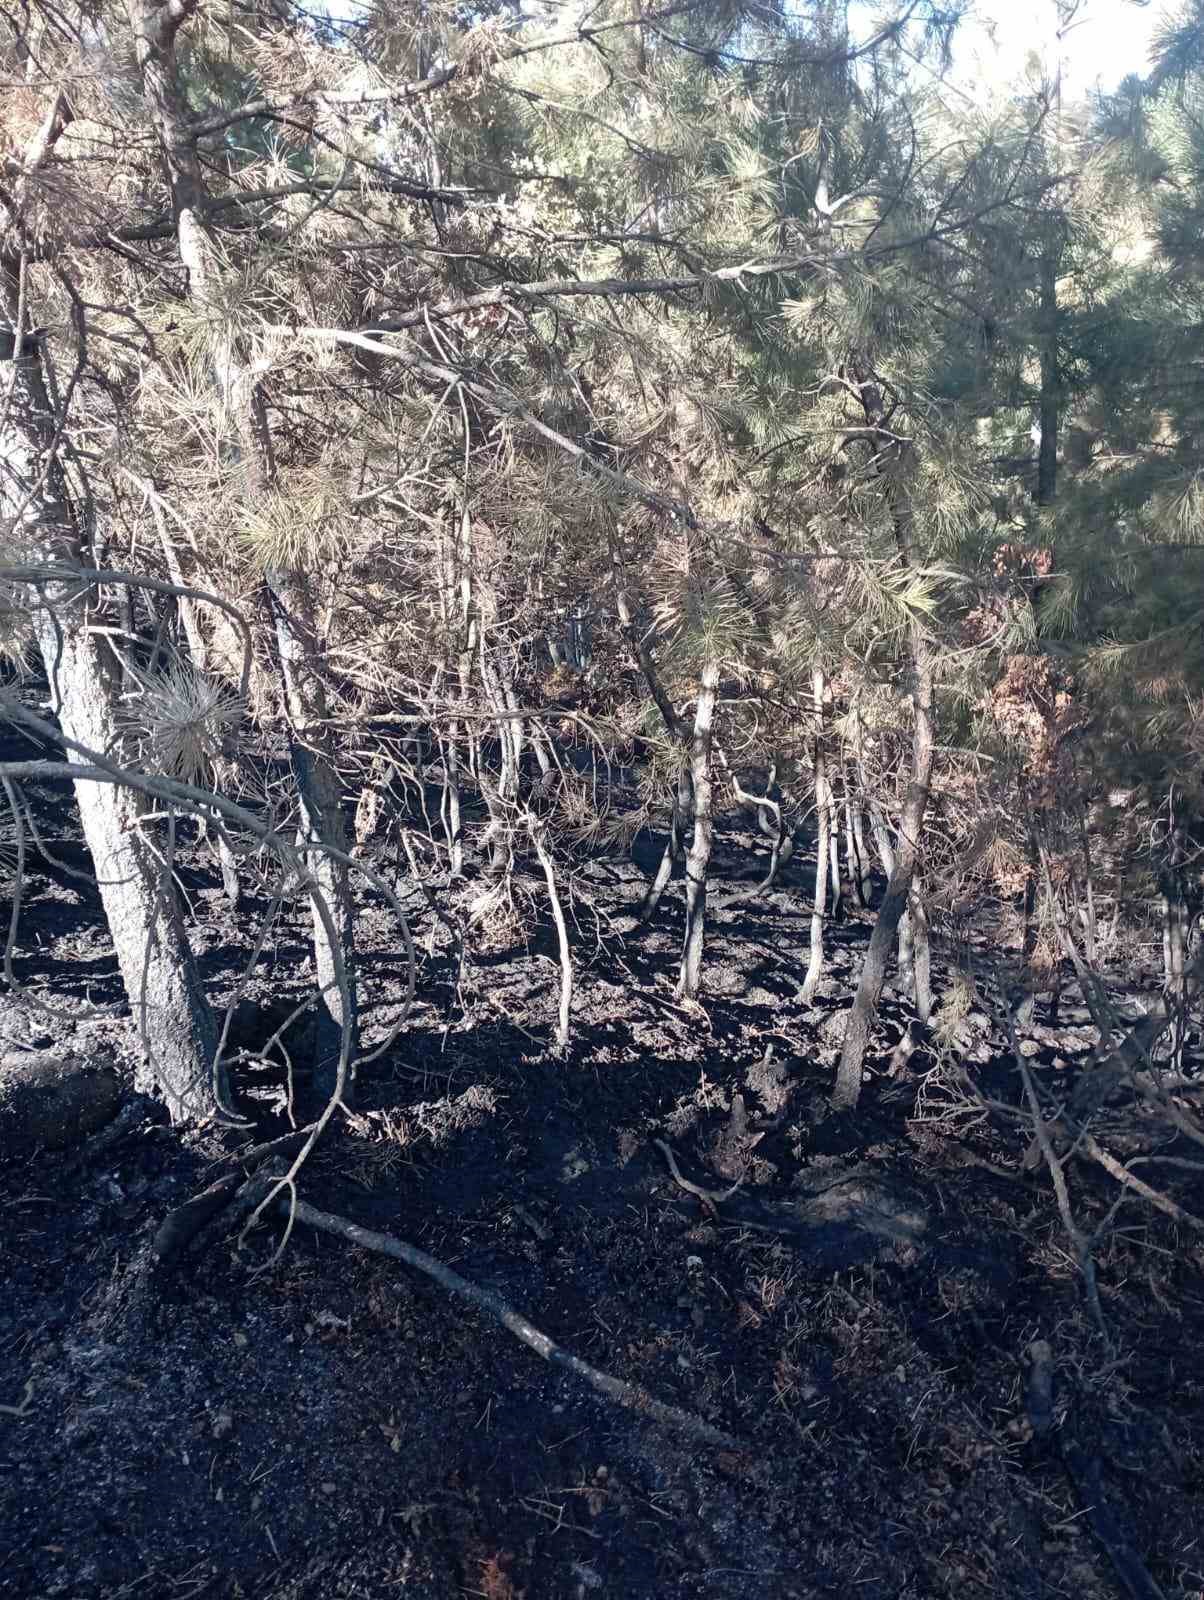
[267,572,358,1101]
[909,882,932,1024]
[834,365,936,1109]
[844,772,867,909]
[677,658,719,1000]
[1036,244,1061,507]
[1,271,222,1123]
[802,667,830,1005]
[851,799,872,905]
[127,0,357,1101]
[640,764,691,921]
[827,781,844,922]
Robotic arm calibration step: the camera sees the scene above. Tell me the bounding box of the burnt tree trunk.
[802,666,830,1005]
[834,365,936,1110]
[129,0,357,1102]
[827,783,844,922]
[909,882,932,1024]
[266,572,358,1101]
[678,659,719,1000]
[1036,245,1061,508]
[1,269,222,1124]
[640,764,692,921]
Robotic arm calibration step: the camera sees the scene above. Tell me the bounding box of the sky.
[951,0,1165,95]
[319,0,1169,99]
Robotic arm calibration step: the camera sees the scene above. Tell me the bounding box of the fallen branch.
[281,1197,743,1451]
[216,1125,317,1171]
[1081,1136,1204,1236]
[156,1139,310,1264]
[528,817,573,1053]
[1011,1018,1108,1343]
[1025,1340,1168,1600]
[0,1379,34,1419]
[153,1172,243,1263]
[1059,1432,1169,1600]
[654,1138,744,1211]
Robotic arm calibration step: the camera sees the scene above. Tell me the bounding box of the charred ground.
[1,735,1202,1600]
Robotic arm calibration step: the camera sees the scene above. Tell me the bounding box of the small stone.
[232,1330,248,1349]
[211,1410,234,1440]
[321,1481,337,1496]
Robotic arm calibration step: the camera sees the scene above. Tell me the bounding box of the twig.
[654,1138,744,1210]
[153,1172,243,1263]
[1026,1340,1169,1600]
[215,1125,317,1171]
[281,1197,743,1451]
[1059,1433,1169,1600]
[0,1379,33,1418]
[528,817,573,1053]
[1081,1136,1204,1236]
[1010,1015,1109,1344]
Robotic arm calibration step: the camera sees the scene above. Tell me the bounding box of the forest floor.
[2,739,1204,1600]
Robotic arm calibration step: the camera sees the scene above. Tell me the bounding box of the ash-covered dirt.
[2,735,1203,1600]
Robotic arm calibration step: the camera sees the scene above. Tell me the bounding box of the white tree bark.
[1,275,222,1123]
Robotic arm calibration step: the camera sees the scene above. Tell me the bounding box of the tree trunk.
[640,765,691,921]
[897,901,915,998]
[834,364,936,1110]
[267,573,358,1102]
[2,272,222,1124]
[844,775,867,909]
[1036,245,1060,507]
[851,799,872,905]
[677,659,719,1000]
[909,882,932,1024]
[128,0,357,1101]
[39,623,223,1118]
[827,782,844,922]
[802,667,830,1005]
[864,764,912,985]
[440,728,465,876]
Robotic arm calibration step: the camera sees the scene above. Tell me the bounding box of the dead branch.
[528,816,572,1052]
[279,1197,743,1451]
[1027,1340,1169,1600]
[1059,1432,1169,1600]
[1010,1013,1109,1342]
[654,1138,744,1208]
[153,1172,243,1263]
[1080,1135,1204,1236]
[216,1125,317,1171]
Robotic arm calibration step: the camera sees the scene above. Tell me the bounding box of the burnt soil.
[2,738,1204,1600]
